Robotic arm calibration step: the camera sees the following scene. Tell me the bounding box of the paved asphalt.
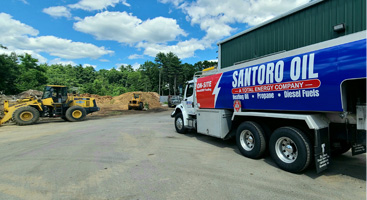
[0,110,365,200]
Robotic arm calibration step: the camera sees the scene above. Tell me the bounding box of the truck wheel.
[12,106,40,125]
[269,127,312,173]
[236,121,266,159]
[175,113,186,134]
[128,105,132,110]
[65,106,86,122]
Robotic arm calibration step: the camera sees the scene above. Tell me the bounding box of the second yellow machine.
[0,85,100,126]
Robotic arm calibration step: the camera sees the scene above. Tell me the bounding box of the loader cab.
[42,85,68,103]
[133,93,140,99]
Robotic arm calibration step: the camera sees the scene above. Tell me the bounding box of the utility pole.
[174,75,176,96]
[159,69,161,97]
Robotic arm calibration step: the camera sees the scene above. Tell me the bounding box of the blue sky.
[0,0,309,70]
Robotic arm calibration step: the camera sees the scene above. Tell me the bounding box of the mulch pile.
[80,92,161,115]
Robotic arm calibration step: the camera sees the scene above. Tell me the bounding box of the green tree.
[0,52,19,94]
[45,64,70,86]
[193,60,218,71]
[155,52,182,95]
[15,54,47,91]
[139,61,158,92]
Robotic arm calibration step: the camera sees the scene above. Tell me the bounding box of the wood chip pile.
[81,91,161,112]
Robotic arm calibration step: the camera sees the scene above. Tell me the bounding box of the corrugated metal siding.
[220,0,366,69]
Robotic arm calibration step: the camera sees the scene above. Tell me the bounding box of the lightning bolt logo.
[212,74,223,108]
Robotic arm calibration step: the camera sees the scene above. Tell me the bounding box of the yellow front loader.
[0,85,100,126]
[128,93,144,110]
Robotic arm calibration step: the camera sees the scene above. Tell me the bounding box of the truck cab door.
[182,81,196,115]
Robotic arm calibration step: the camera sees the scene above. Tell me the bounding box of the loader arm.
[0,100,41,125]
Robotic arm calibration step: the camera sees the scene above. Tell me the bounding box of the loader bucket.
[0,101,12,125]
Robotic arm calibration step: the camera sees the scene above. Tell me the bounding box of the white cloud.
[128,54,144,59]
[19,0,28,4]
[74,16,83,21]
[0,48,48,63]
[207,59,218,63]
[115,63,125,68]
[0,13,38,36]
[73,11,198,59]
[121,0,131,7]
[132,63,141,70]
[159,0,184,7]
[49,58,77,66]
[43,6,71,18]
[137,38,206,59]
[74,11,187,44]
[82,63,97,68]
[161,0,309,41]
[99,59,109,62]
[0,12,113,60]
[115,62,140,70]
[68,0,130,11]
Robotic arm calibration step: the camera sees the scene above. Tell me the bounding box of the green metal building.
[218,0,366,69]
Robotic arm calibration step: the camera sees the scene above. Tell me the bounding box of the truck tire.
[269,127,312,173]
[236,121,266,159]
[65,106,86,122]
[12,106,40,125]
[175,113,186,134]
[128,105,132,110]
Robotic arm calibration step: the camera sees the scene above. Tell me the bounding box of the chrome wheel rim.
[275,137,298,163]
[240,130,255,151]
[176,117,183,130]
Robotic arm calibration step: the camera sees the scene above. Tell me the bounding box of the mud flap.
[314,128,330,173]
[352,130,366,155]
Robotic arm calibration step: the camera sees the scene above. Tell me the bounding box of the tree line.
[0,51,217,96]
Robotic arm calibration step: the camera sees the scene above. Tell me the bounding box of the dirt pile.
[80,92,161,115]
[17,89,43,99]
[81,93,113,105]
[111,92,161,110]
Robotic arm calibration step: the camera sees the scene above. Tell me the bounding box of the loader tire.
[65,106,86,122]
[13,106,40,126]
[139,102,143,110]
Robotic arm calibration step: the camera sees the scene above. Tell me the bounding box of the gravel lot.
[0,110,365,200]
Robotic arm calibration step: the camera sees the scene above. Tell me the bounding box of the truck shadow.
[303,152,366,180]
[183,131,366,181]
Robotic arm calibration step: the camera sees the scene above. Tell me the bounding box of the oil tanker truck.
[171,1,366,173]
